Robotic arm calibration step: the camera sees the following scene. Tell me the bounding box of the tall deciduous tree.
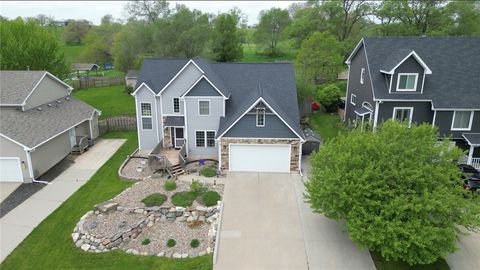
[295,31,343,85]
[113,21,153,72]
[124,0,170,23]
[63,19,91,44]
[0,19,69,78]
[254,7,290,56]
[82,16,122,65]
[212,13,243,62]
[306,121,480,265]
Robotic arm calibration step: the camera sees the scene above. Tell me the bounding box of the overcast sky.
[0,1,303,25]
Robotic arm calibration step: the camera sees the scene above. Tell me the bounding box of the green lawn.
[73,85,135,119]
[308,111,346,141]
[0,131,212,270]
[61,45,86,64]
[370,251,450,270]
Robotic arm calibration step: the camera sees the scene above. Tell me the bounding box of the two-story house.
[344,36,480,168]
[133,57,305,174]
[0,71,100,182]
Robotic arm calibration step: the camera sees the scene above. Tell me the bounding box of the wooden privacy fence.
[70,76,125,89]
[99,116,137,135]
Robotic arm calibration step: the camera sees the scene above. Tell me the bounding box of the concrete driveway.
[447,228,480,270]
[215,172,375,270]
[0,183,21,203]
[0,139,125,262]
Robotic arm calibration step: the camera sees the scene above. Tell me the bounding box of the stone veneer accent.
[219,138,300,172]
[162,117,172,146]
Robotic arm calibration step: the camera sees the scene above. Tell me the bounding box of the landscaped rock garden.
[72,177,223,258]
[120,156,151,180]
[184,160,218,177]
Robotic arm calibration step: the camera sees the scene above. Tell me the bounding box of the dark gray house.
[133,57,305,173]
[344,36,480,169]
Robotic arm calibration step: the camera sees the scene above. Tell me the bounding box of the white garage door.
[0,157,23,182]
[229,144,291,173]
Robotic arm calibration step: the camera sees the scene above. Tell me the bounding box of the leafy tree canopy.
[254,7,291,56]
[306,121,480,265]
[63,19,91,45]
[0,19,69,78]
[212,13,243,62]
[82,16,122,65]
[316,83,342,112]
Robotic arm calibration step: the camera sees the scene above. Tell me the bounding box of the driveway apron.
[0,139,125,262]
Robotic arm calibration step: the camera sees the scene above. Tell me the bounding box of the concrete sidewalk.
[0,139,125,262]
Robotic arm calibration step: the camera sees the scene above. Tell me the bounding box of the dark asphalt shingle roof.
[0,71,46,105]
[136,58,304,140]
[0,97,97,148]
[363,36,480,109]
[164,116,185,127]
[379,49,413,72]
[463,133,480,146]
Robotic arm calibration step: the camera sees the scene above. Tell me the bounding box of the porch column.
[467,145,474,165]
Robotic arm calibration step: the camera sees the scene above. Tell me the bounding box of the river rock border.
[72,201,221,258]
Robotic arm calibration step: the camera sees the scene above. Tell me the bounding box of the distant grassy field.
[72,85,135,119]
[61,45,86,64]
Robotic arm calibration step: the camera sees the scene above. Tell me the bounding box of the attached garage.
[229,144,292,173]
[0,157,23,182]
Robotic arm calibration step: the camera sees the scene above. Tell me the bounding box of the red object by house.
[311,101,320,110]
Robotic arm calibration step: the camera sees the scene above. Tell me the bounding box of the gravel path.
[83,212,145,239]
[121,158,151,180]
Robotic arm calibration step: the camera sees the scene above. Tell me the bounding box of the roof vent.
[37,107,42,111]
[65,97,70,101]
[47,104,52,107]
[56,100,62,104]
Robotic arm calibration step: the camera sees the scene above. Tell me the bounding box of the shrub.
[141,238,150,245]
[200,167,217,178]
[171,191,198,207]
[190,180,208,194]
[166,239,176,248]
[141,193,167,207]
[164,180,177,191]
[124,85,134,94]
[201,191,222,207]
[190,239,200,248]
[316,83,342,112]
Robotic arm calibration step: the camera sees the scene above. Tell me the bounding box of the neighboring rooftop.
[0,97,97,148]
[363,36,480,109]
[72,63,100,71]
[126,70,139,78]
[0,71,46,105]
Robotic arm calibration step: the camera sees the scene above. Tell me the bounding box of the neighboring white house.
[0,71,100,182]
[133,57,305,174]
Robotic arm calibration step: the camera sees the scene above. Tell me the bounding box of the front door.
[173,127,184,148]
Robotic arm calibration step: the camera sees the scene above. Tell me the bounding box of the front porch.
[148,139,187,177]
[463,133,480,170]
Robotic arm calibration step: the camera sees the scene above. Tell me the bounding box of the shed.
[302,127,321,155]
[72,63,100,78]
[125,70,139,88]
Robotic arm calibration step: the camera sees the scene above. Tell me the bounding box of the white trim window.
[195,131,215,147]
[173,98,180,113]
[451,110,473,131]
[396,73,418,91]
[360,68,365,84]
[140,103,152,130]
[392,107,413,127]
[256,108,265,127]
[199,100,210,116]
[350,94,357,105]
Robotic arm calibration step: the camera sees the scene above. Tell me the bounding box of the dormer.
[380,50,432,94]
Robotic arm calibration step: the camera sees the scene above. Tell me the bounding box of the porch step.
[170,164,185,177]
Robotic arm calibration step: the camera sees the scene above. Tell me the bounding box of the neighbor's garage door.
[0,157,23,182]
[229,144,291,173]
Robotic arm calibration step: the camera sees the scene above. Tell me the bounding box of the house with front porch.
[344,36,480,169]
[132,57,305,175]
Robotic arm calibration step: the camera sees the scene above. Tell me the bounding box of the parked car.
[464,178,480,192]
[458,164,480,179]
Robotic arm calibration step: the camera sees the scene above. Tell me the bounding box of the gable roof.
[72,63,99,71]
[379,49,432,75]
[0,71,46,105]
[136,58,304,140]
[182,76,224,97]
[0,96,98,149]
[362,36,480,109]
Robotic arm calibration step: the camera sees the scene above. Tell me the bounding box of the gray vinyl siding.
[31,131,71,179]
[24,76,69,110]
[90,113,99,139]
[135,86,159,150]
[0,136,30,182]
[161,63,202,115]
[223,114,297,138]
[377,102,433,125]
[185,78,221,97]
[345,44,375,124]
[435,111,480,139]
[390,56,425,93]
[75,120,90,137]
[184,97,224,158]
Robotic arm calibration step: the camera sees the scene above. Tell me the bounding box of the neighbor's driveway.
[447,227,480,270]
[0,139,125,262]
[214,172,375,270]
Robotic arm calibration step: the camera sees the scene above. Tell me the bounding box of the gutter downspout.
[25,149,51,185]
